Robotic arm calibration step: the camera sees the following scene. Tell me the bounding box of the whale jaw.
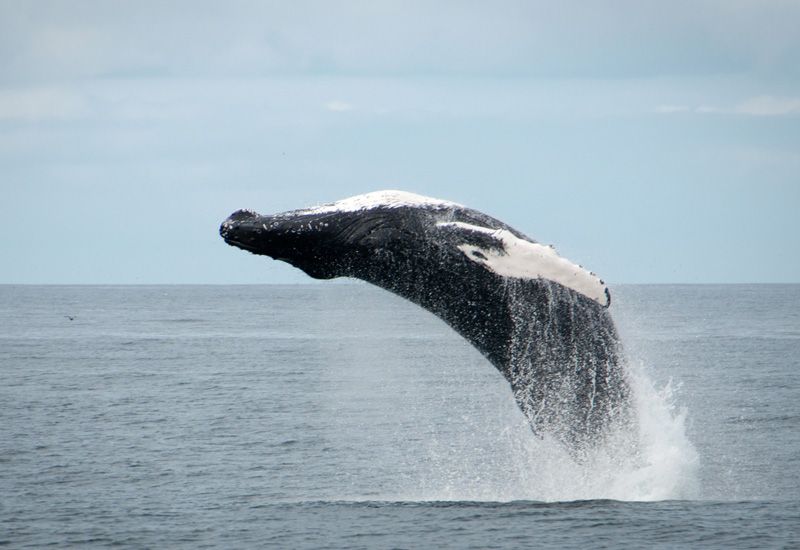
[219,209,344,279]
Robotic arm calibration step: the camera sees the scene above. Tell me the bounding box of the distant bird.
[65,315,76,321]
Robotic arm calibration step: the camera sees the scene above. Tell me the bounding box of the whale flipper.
[220,190,631,454]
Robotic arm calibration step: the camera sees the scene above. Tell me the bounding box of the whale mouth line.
[223,237,260,253]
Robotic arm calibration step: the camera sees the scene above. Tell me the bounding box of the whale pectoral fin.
[436,220,610,307]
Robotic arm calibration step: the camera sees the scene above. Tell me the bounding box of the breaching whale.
[220,190,631,454]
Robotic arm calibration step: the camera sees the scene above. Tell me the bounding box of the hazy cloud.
[325,100,354,112]
[0,88,87,120]
[656,96,800,116]
[735,95,800,116]
[1,1,799,82]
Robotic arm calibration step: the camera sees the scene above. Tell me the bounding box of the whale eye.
[472,250,488,260]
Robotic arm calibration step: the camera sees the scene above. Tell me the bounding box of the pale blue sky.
[1,0,798,284]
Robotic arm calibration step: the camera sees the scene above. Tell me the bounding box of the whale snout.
[220,209,263,252]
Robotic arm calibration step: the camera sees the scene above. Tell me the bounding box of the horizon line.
[2,282,799,287]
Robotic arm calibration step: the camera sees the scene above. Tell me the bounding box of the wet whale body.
[220,191,631,455]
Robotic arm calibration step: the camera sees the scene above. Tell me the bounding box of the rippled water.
[1,284,799,548]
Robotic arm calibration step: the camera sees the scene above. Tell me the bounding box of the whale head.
[220,208,349,279]
[219,191,456,280]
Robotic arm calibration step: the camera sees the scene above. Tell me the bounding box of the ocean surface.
[1,284,799,548]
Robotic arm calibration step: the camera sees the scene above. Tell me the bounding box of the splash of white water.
[401,359,699,503]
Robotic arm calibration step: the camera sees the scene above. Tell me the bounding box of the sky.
[1,0,798,284]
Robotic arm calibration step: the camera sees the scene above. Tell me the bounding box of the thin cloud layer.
[0,88,87,120]
[325,100,354,112]
[656,95,800,116]
[735,96,800,116]
[1,1,799,83]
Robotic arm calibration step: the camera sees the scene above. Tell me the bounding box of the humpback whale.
[220,190,631,454]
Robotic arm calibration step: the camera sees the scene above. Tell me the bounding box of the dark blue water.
[1,284,799,548]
